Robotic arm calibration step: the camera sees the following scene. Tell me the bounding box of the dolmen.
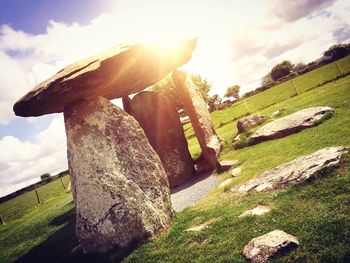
[13,39,221,256]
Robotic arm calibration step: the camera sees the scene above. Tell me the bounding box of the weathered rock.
[172,70,221,168]
[231,167,242,177]
[243,230,299,263]
[130,91,194,188]
[14,39,196,117]
[251,107,333,143]
[233,146,348,193]
[219,178,233,188]
[185,217,221,232]
[64,96,174,255]
[237,115,267,134]
[238,205,270,218]
[218,160,240,173]
[122,96,133,115]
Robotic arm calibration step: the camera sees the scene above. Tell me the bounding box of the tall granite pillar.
[172,70,221,168]
[64,96,174,255]
[130,91,194,187]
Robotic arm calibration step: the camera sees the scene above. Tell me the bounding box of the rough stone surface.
[218,160,240,173]
[172,70,221,168]
[233,146,348,193]
[185,218,221,232]
[219,178,233,188]
[64,96,174,255]
[231,167,242,177]
[251,107,333,143]
[130,91,194,188]
[238,205,271,218]
[237,115,267,134]
[243,230,299,263]
[14,39,196,117]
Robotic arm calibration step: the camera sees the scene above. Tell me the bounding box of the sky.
[0,0,349,197]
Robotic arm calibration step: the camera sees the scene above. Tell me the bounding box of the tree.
[150,73,212,110]
[270,60,294,81]
[293,62,307,73]
[261,73,275,88]
[324,43,350,61]
[207,94,221,112]
[224,85,240,99]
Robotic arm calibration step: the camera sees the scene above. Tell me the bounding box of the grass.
[0,56,350,263]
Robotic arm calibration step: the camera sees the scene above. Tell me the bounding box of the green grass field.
[1,56,349,263]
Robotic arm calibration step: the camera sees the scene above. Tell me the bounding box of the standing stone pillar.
[172,70,221,168]
[64,96,174,255]
[130,91,194,188]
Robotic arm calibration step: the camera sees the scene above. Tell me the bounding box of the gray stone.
[233,146,348,193]
[251,107,333,143]
[130,91,194,188]
[238,205,270,218]
[14,39,196,117]
[218,159,240,173]
[231,167,242,177]
[172,70,221,168]
[64,96,174,255]
[237,115,267,134]
[243,230,299,263]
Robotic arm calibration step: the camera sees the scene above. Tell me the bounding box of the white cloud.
[0,117,67,197]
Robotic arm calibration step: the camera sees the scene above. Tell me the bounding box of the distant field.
[0,56,349,263]
[184,55,350,158]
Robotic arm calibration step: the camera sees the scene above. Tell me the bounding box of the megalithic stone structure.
[13,39,197,256]
[64,96,174,254]
[130,91,194,188]
[172,70,221,169]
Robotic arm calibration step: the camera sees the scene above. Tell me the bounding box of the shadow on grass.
[14,208,108,263]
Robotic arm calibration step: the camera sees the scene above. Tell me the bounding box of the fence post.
[242,100,251,114]
[290,80,299,95]
[60,177,66,189]
[334,61,343,77]
[35,189,41,204]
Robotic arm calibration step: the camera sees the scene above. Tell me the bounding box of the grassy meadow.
[1,56,350,263]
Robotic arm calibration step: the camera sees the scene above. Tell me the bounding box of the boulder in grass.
[237,115,267,134]
[243,230,299,263]
[233,146,348,193]
[251,107,333,143]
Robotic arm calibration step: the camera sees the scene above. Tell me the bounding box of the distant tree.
[324,43,350,61]
[224,85,240,99]
[293,62,307,73]
[150,73,212,110]
[270,60,294,81]
[261,73,275,88]
[40,173,51,181]
[207,94,222,112]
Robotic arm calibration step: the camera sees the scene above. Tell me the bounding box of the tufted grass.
[0,57,349,263]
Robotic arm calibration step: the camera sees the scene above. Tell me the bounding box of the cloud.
[332,24,350,41]
[0,117,67,197]
[270,0,338,22]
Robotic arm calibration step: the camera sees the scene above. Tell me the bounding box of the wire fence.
[0,175,71,223]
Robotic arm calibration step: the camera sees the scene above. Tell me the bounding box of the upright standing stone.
[64,96,174,255]
[172,70,221,168]
[130,91,194,188]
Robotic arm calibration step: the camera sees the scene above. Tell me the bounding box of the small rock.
[233,146,348,193]
[243,230,299,263]
[185,218,221,232]
[219,178,233,188]
[271,108,286,118]
[251,107,333,143]
[231,167,242,177]
[238,205,270,218]
[237,115,267,134]
[218,160,240,173]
